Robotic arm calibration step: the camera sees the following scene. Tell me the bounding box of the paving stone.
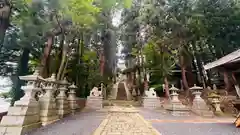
[92,106,160,135]
[140,108,240,135]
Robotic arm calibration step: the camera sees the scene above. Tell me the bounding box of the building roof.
[204,49,240,70]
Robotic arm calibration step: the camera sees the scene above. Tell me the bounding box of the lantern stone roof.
[189,84,203,90]
[19,70,44,81]
[169,85,179,91]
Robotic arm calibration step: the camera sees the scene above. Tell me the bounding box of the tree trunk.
[180,56,190,99]
[10,48,30,105]
[180,56,189,89]
[223,70,231,91]
[164,77,170,99]
[0,0,11,50]
[57,43,68,80]
[40,36,54,77]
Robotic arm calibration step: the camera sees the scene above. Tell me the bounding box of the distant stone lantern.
[190,84,214,117]
[169,84,180,102]
[190,84,203,101]
[166,84,190,116]
[68,83,79,114]
[56,78,70,118]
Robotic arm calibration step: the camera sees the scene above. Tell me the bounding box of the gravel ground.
[139,108,240,135]
[27,110,107,135]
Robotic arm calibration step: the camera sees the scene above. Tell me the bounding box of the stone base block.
[1,115,40,126]
[85,96,103,110]
[192,101,214,117]
[142,97,161,109]
[40,115,59,126]
[0,121,41,135]
[165,102,190,116]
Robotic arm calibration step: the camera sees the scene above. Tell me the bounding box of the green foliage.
[143,39,176,87]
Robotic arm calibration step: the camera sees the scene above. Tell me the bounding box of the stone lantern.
[56,78,70,118]
[190,84,203,102]
[207,93,223,116]
[0,70,44,135]
[169,84,180,102]
[190,84,213,117]
[39,74,59,126]
[68,83,79,114]
[166,85,190,116]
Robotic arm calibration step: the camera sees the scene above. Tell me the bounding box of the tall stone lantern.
[166,85,190,116]
[190,84,213,117]
[68,83,79,114]
[0,70,44,135]
[39,74,59,126]
[56,78,70,118]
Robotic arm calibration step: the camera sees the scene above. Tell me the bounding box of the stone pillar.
[142,88,161,109]
[86,87,103,110]
[68,84,79,114]
[0,70,43,135]
[190,84,214,117]
[39,74,59,126]
[56,78,70,118]
[165,85,190,116]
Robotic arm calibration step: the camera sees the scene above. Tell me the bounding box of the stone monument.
[85,87,103,110]
[165,85,190,116]
[39,74,59,126]
[190,84,214,117]
[56,78,70,118]
[68,83,79,114]
[142,88,161,109]
[0,70,43,135]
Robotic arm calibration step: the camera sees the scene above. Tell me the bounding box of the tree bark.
[180,56,189,89]
[40,36,54,77]
[57,42,68,80]
[164,77,170,99]
[223,70,231,91]
[0,0,11,50]
[10,48,30,105]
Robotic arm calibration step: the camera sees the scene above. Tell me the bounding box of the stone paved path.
[27,109,107,135]
[93,106,160,135]
[27,105,240,135]
[140,108,240,135]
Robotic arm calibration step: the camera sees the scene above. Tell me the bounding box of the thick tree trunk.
[164,77,170,99]
[57,43,68,80]
[180,56,190,100]
[40,36,54,77]
[0,0,11,50]
[223,70,231,91]
[180,56,189,89]
[10,48,30,105]
[100,51,105,77]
